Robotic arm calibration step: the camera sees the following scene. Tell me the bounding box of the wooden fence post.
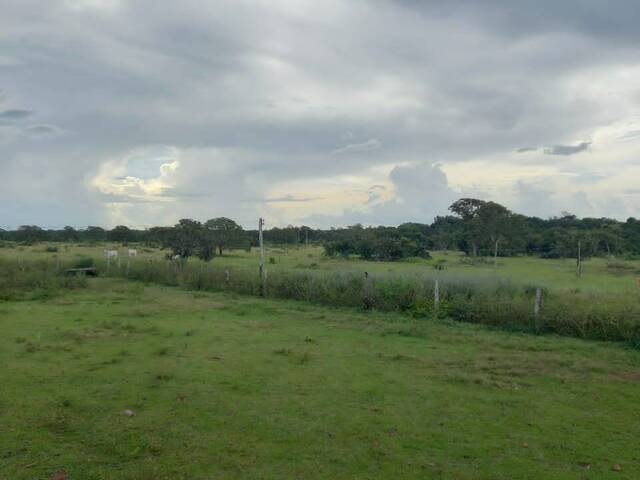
[259,218,266,296]
[534,288,543,317]
[576,240,582,278]
[434,279,440,317]
[362,271,373,309]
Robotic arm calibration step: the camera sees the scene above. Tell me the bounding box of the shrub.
[72,257,94,269]
[0,258,88,301]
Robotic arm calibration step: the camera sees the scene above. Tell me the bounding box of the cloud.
[302,163,458,227]
[0,0,639,227]
[332,139,382,155]
[516,147,537,153]
[544,141,591,156]
[0,109,33,121]
[259,195,324,203]
[0,56,22,67]
[22,124,62,137]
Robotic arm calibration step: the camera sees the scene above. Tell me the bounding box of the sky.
[1,0,639,229]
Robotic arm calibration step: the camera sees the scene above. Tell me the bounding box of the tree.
[15,225,46,243]
[85,226,106,242]
[166,219,214,261]
[448,198,487,256]
[474,202,513,267]
[107,225,135,243]
[60,226,79,242]
[204,217,245,255]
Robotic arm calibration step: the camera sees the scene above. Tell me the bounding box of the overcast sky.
[1,0,639,229]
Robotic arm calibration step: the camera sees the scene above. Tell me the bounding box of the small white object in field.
[123,409,136,417]
[128,249,137,257]
[104,249,118,258]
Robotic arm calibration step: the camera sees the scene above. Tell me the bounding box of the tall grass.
[0,258,88,301]
[94,257,640,344]
[2,255,638,343]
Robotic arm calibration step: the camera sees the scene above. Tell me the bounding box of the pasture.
[1,278,640,479]
[2,242,640,294]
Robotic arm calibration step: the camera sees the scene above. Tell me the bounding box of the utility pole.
[259,217,265,295]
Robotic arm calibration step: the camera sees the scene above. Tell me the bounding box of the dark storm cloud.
[0,109,33,120]
[391,0,640,43]
[22,124,59,136]
[544,142,591,156]
[0,0,638,227]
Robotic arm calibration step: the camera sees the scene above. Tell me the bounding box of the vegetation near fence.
[0,258,88,301]
[3,250,639,345]
[88,257,639,345]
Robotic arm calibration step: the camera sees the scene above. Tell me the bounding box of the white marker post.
[259,218,265,296]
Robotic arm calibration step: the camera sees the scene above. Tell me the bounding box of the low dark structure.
[65,268,98,277]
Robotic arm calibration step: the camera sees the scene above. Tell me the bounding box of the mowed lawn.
[1,280,640,479]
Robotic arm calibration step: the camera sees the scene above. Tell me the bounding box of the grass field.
[1,278,640,479]
[3,242,640,294]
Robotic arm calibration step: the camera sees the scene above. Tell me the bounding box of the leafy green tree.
[15,225,46,243]
[107,225,136,243]
[474,201,512,263]
[84,226,106,242]
[205,217,245,255]
[449,198,487,256]
[60,226,79,242]
[166,219,214,261]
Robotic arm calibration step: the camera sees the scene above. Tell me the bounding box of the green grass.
[3,243,640,344]
[1,278,640,479]
[3,242,640,294]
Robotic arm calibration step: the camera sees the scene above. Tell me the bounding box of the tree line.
[2,199,639,260]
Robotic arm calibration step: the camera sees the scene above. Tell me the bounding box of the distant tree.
[449,198,487,256]
[429,216,465,250]
[623,218,640,254]
[473,202,513,265]
[85,226,106,242]
[204,217,245,255]
[60,226,79,242]
[107,225,135,243]
[147,226,173,247]
[166,219,214,261]
[15,225,46,243]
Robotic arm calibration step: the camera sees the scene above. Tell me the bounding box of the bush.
[73,257,94,269]
[0,258,88,301]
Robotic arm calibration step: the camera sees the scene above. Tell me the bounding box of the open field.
[3,242,640,344]
[1,278,640,479]
[2,242,640,294]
